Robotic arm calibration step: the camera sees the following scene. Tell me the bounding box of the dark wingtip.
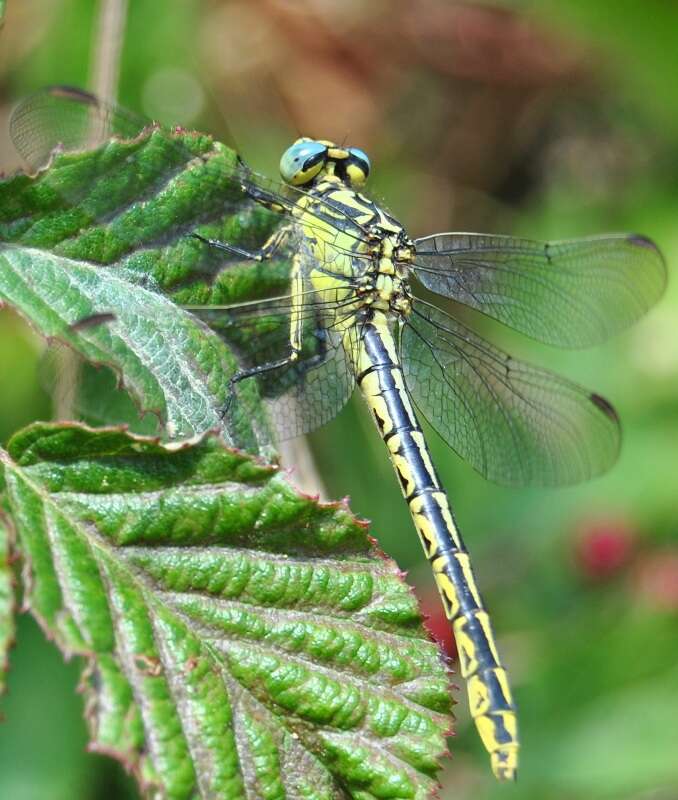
[626,233,659,251]
[46,85,99,105]
[626,234,668,294]
[590,392,619,423]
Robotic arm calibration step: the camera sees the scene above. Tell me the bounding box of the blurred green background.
[1,1,677,798]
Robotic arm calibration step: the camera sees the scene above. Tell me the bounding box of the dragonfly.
[9,86,667,781]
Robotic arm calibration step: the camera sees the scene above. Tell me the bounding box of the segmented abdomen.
[352,314,519,781]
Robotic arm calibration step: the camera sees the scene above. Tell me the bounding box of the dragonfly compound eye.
[345,146,370,186]
[280,139,328,186]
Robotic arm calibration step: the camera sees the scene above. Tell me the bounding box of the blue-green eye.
[348,147,370,172]
[280,140,327,185]
[346,146,370,185]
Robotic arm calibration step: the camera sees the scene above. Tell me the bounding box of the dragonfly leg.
[192,224,291,263]
[220,349,301,419]
[243,186,288,214]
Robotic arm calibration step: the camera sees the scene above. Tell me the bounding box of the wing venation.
[412,232,666,347]
[401,301,621,487]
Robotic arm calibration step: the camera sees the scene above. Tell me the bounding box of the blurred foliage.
[0,1,677,798]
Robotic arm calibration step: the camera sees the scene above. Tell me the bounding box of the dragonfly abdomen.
[354,314,519,781]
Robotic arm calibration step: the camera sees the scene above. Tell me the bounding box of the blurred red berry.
[574,517,636,580]
[418,587,457,659]
[633,549,678,611]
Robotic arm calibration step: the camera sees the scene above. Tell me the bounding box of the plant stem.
[53,0,128,421]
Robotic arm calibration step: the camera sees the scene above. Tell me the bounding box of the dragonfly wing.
[190,292,357,443]
[401,301,621,487]
[264,324,356,441]
[11,85,155,169]
[9,84,286,224]
[10,87,367,444]
[412,233,666,348]
[40,341,161,433]
[9,86,370,253]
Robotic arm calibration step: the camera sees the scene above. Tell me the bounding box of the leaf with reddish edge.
[0,422,453,799]
[0,124,290,449]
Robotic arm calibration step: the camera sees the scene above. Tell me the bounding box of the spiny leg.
[221,322,330,420]
[193,171,306,421]
[192,171,292,260]
[221,323,331,422]
[221,350,300,419]
[219,250,307,418]
[193,216,295,417]
[192,211,295,416]
[192,223,292,263]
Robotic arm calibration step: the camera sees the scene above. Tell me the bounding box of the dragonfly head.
[280,138,370,188]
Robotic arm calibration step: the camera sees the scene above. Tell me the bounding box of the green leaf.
[0,245,264,446]
[0,515,13,695]
[0,422,452,799]
[0,128,289,446]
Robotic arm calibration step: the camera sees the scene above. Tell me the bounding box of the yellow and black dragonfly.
[10,86,667,781]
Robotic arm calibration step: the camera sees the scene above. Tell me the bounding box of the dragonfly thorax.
[363,225,414,316]
[282,136,415,317]
[295,174,416,322]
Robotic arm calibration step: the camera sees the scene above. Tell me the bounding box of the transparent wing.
[9,85,370,253]
[10,87,367,442]
[401,301,620,487]
[190,289,358,442]
[412,233,666,348]
[40,341,161,433]
[39,287,358,444]
[11,85,152,169]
